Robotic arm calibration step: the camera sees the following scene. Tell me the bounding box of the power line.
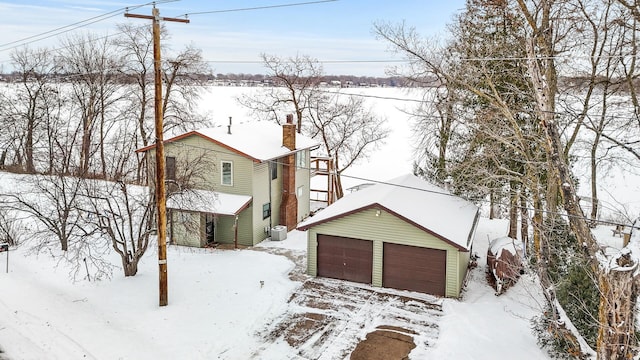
[205,59,407,64]
[172,0,338,17]
[0,1,177,53]
[315,88,426,103]
[0,8,123,49]
[145,135,640,230]
[458,54,640,62]
[0,0,341,69]
[2,119,638,230]
[0,23,152,67]
[2,78,638,127]
[2,71,639,127]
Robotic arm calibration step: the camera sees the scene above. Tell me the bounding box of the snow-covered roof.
[137,121,320,162]
[167,189,252,216]
[489,237,522,258]
[298,174,479,250]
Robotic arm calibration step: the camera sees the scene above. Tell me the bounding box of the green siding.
[372,240,383,286]
[306,207,470,298]
[216,215,234,244]
[295,149,311,222]
[251,163,270,244]
[148,134,316,248]
[161,135,257,245]
[214,209,253,246]
[237,208,254,246]
[271,159,283,227]
[170,210,202,247]
[457,250,471,293]
[445,250,459,297]
[163,136,254,195]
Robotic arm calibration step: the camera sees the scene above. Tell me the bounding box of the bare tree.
[56,32,123,178]
[114,24,211,182]
[377,0,640,357]
[113,23,154,149]
[411,80,463,185]
[240,54,389,197]
[0,173,84,252]
[83,180,153,277]
[0,47,57,173]
[161,44,211,134]
[239,54,323,131]
[0,172,117,280]
[517,0,639,358]
[375,1,545,241]
[306,92,389,195]
[0,207,27,246]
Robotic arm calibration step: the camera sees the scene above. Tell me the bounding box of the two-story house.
[136,116,320,247]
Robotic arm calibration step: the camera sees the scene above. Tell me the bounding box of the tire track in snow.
[0,297,98,360]
[252,278,442,359]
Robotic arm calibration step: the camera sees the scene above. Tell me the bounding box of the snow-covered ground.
[195,86,640,217]
[0,213,552,360]
[0,86,638,359]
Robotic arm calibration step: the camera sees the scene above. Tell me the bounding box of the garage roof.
[167,189,252,216]
[298,174,479,250]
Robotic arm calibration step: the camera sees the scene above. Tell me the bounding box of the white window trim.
[221,160,233,186]
[262,203,271,220]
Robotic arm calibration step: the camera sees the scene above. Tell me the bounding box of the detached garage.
[298,174,480,298]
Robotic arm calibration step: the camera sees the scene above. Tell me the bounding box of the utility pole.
[125,6,189,307]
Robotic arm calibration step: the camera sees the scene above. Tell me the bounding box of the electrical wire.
[204,59,407,64]
[172,0,338,18]
[2,123,638,230]
[127,133,640,230]
[0,0,341,69]
[2,0,639,70]
[0,0,636,231]
[0,1,177,53]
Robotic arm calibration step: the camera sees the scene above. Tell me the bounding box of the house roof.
[136,121,320,163]
[298,174,480,250]
[167,189,252,216]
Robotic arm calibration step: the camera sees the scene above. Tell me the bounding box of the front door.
[205,214,216,244]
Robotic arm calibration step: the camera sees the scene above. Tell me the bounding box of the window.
[297,185,304,198]
[262,203,271,220]
[296,150,306,168]
[180,211,191,223]
[271,161,277,180]
[166,156,176,180]
[221,161,233,186]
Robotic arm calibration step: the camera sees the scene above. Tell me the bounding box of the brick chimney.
[280,114,298,230]
[282,114,296,150]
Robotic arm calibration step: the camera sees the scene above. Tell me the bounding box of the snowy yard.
[0,215,552,359]
[0,86,637,359]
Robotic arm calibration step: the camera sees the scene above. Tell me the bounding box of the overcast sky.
[0,0,465,76]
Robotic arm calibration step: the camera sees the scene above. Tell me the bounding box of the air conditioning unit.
[271,225,287,241]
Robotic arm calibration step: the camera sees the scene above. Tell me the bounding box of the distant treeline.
[0,72,434,88]
[204,73,428,88]
[3,72,637,91]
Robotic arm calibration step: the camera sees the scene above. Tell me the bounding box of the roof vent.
[227,116,232,134]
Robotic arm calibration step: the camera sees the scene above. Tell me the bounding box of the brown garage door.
[317,234,373,284]
[383,243,446,296]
